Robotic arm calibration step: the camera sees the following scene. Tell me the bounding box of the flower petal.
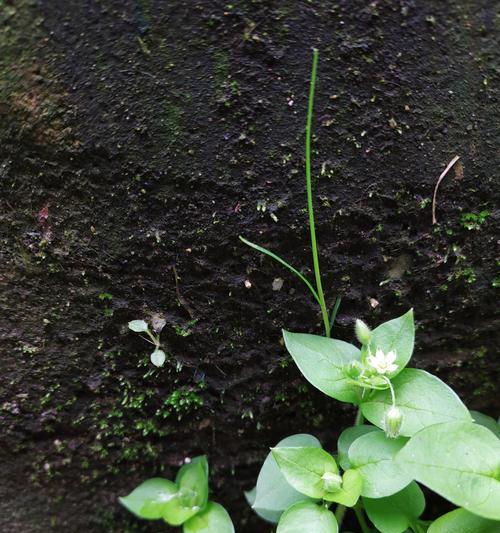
[386,351,397,363]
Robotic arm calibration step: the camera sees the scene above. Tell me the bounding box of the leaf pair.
[283,310,416,405]
[271,447,362,507]
[120,456,234,532]
[246,434,363,532]
[128,319,166,367]
[284,310,475,442]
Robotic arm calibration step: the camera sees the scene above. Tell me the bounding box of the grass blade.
[239,236,320,305]
[329,296,342,334]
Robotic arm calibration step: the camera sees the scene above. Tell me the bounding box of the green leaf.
[176,457,209,504]
[338,425,379,470]
[363,482,425,533]
[470,410,500,438]
[163,458,209,525]
[128,319,149,332]
[396,421,500,520]
[276,501,338,533]
[325,469,362,507]
[249,434,321,523]
[348,430,411,498]
[361,369,472,436]
[428,508,500,533]
[119,478,178,519]
[151,349,166,367]
[271,447,338,499]
[183,502,234,533]
[282,330,362,404]
[239,236,320,304]
[367,309,414,375]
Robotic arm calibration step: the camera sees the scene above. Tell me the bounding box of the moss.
[161,100,183,144]
[212,49,239,106]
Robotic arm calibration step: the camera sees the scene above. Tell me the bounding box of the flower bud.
[355,319,371,345]
[344,360,363,380]
[384,406,403,438]
[179,488,198,508]
[321,471,342,493]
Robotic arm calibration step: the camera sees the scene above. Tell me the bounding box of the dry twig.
[432,155,460,225]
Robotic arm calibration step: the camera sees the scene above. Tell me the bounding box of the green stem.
[354,408,365,425]
[354,503,371,533]
[305,48,330,338]
[144,329,160,348]
[334,504,346,526]
[382,376,396,406]
[411,522,426,533]
[334,407,364,528]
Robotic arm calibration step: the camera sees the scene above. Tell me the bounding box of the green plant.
[128,319,166,367]
[99,292,114,317]
[240,49,340,337]
[243,50,500,533]
[460,210,490,231]
[120,456,234,532]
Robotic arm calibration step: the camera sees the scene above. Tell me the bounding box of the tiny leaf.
[348,430,411,498]
[396,421,500,520]
[283,330,362,404]
[363,482,425,533]
[183,501,234,533]
[151,349,166,367]
[361,369,472,436]
[276,501,338,533]
[128,319,149,332]
[119,478,177,519]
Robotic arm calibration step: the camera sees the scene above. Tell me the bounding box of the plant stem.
[411,522,426,533]
[334,504,346,525]
[354,408,365,425]
[305,48,330,338]
[354,503,371,533]
[334,406,364,528]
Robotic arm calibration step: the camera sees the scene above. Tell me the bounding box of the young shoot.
[120,456,234,532]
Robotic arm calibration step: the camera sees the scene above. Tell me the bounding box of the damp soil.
[0,1,499,532]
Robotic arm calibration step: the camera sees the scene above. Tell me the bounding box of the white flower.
[366,348,398,375]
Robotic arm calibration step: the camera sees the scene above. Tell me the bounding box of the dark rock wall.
[0,1,498,531]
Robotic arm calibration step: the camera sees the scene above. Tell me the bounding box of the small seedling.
[128,319,166,367]
[119,456,234,532]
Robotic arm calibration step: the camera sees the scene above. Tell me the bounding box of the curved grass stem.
[306,48,330,338]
